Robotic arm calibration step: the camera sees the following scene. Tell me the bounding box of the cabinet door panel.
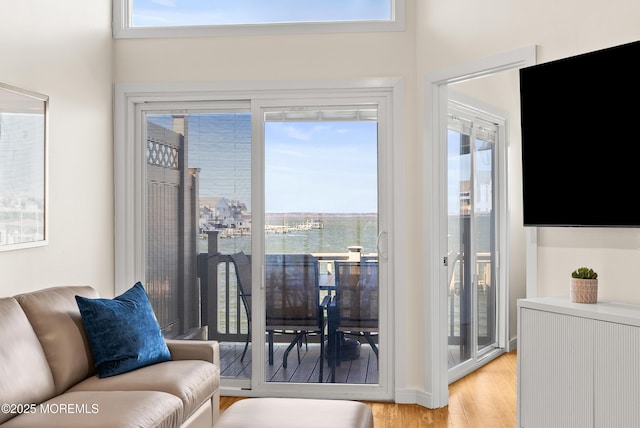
[594,321,640,427]
[519,308,593,428]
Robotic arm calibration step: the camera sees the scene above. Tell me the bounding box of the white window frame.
[113,0,405,39]
[114,78,404,402]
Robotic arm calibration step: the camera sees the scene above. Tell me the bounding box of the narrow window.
[114,0,405,38]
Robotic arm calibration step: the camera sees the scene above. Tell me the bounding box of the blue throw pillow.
[75,282,171,378]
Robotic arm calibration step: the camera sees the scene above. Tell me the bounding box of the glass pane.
[131,0,392,27]
[447,129,472,369]
[264,114,379,384]
[0,84,47,249]
[145,112,252,380]
[448,118,499,372]
[474,137,496,353]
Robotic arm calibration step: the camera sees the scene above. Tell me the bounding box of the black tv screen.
[519,40,640,227]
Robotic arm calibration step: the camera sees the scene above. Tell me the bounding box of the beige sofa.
[0,286,220,428]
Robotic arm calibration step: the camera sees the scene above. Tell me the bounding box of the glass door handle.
[376,230,388,260]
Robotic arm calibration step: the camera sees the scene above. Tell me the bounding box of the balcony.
[196,231,379,384]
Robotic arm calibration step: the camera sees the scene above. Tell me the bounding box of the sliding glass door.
[446,99,501,380]
[261,105,380,385]
[126,89,395,400]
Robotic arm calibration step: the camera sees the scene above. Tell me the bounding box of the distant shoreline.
[266,212,377,217]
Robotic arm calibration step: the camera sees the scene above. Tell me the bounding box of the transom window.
[113,0,405,38]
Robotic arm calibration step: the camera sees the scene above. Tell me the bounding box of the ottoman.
[215,397,374,428]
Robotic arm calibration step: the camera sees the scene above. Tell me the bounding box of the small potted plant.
[570,267,598,303]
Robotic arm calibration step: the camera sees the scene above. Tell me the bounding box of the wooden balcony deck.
[219,341,378,384]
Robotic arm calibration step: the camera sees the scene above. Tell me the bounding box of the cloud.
[272,123,330,141]
[282,125,312,141]
[151,0,176,7]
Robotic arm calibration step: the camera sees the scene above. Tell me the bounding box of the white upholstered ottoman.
[215,397,374,428]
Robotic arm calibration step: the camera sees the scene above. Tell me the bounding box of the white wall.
[0,0,114,298]
[537,228,640,303]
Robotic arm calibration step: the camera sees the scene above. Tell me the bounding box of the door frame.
[114,77,403,402]
[423,46,536,408]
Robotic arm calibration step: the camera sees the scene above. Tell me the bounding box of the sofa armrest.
[165,339,220,367]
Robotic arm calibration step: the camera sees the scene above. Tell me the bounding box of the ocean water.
[200,213,378,256]
[200,213,493,257]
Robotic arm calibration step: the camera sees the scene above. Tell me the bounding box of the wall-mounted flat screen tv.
[520,40,640,227]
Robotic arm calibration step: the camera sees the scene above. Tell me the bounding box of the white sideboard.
[517,297,640,428]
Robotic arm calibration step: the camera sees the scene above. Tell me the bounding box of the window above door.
[113,0,405,38]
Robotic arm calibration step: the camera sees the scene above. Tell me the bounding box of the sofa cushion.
[0,298,56,425]
[14,285,99,394]
[0,390,183,428]
[69,359,218,421]
[75,282,172,378]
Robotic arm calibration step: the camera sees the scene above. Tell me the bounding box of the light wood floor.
[220,350,517,427]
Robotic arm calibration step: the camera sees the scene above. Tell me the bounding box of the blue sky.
[132,0,391,27]
[149,114,378,214]
[265,121,377,213]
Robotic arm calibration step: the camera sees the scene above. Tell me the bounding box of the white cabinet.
[517,298,640,428]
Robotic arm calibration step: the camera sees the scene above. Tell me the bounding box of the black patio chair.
[328,260,379,382]
[265,253,327,382]
[230,251,252,362]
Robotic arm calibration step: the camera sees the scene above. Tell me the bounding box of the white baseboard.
[395,388,444,409]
